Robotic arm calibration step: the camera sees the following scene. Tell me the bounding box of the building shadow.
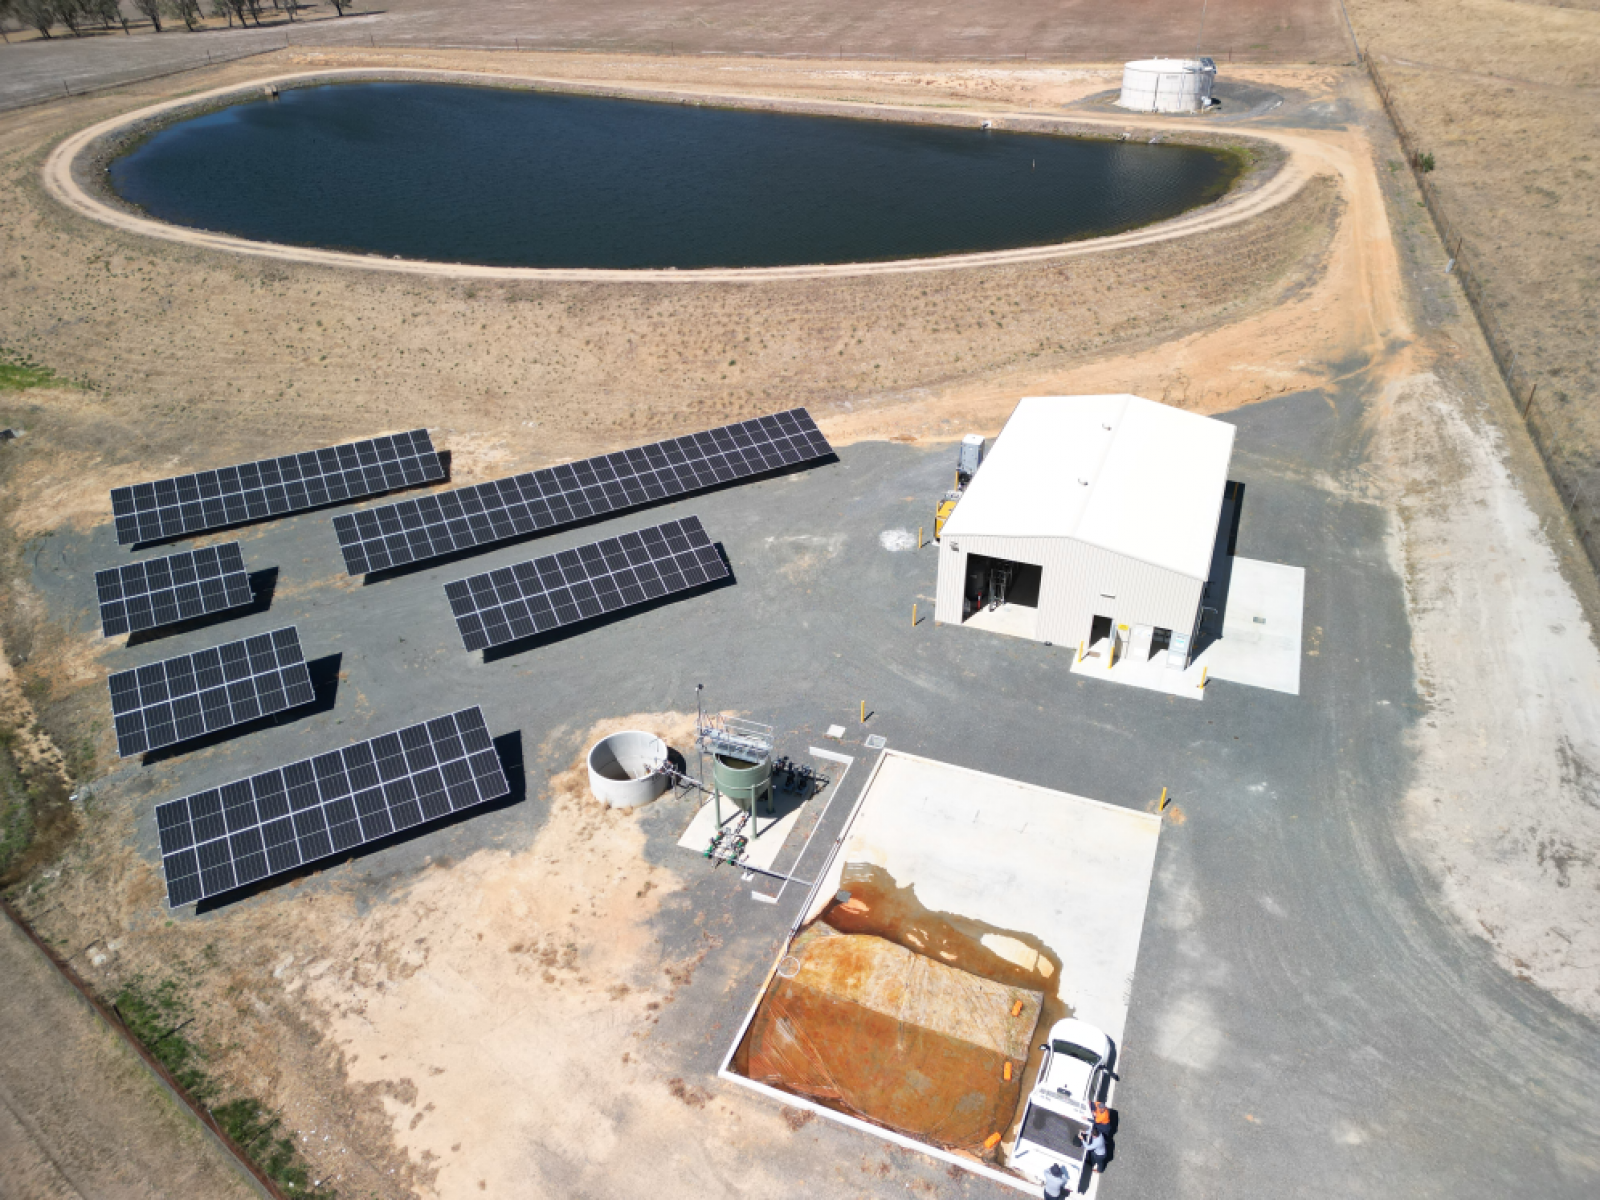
[478,555,736,663]
[125,567,278,648]
[193,729,525,914]
[361,455,834,585]
[1193,480,1246,658]
[139,652,341,765]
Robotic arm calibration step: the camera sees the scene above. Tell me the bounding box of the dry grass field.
[1346,0,1600,546]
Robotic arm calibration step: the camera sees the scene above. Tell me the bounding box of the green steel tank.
[712,750,773,818]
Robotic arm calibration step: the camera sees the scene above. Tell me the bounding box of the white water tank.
[586,731,668,808]
[1117,58,1217,114]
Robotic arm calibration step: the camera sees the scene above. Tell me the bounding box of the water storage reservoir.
[107,82,1242,269]
[1118,59,1218,114]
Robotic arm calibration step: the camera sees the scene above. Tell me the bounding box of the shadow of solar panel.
[108,626,315,758]
[335,408,829,576]
[156,707,508,907]
[443,516,728,651]
[111,430,443,545]
[96,542,255,637]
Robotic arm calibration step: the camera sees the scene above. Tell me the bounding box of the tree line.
[0,0,355,40]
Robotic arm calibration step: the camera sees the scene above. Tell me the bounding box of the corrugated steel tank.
[1117,58,1217,114]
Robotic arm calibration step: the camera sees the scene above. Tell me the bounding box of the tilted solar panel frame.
[108,626,315,758]
[443,516,729,651]
[334,408,830,576]
[111,429,444,546]
[155,707,508,907]
[95,542,255,637]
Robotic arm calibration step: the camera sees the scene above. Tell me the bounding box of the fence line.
[0,43,285,114]
[1366,55,1598,570]
[0,898,291,1200]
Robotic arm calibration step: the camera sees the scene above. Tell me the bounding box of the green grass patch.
[114,975,336,1197]
[0,349,64,392]
[0,730,33,877]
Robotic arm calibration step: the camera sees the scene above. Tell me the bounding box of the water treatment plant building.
[934,395,1235,665]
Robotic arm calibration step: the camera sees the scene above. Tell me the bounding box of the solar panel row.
[444,516,728,651]
[333,409,830,576]
[109,627,315,758]
[156,707,507,907]
[112,429,444,546]
[96,542,254,638]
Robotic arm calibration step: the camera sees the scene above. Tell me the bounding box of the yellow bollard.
[918,526,923,549]
[1159,786,1168,812]
[1197,666,1208,690]
[912,602,918,627]
[860,700,866,723]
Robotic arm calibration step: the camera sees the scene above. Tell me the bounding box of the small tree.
[55,0,88,35]
[88,0,124,30]
[16,0,53,36]
[240,0,261,25]
[207,0,229,24]
[0,0,17,41]
[16,0,55,35]
[1415,151,1436,173]
[328,0,351,13]
[169,0,200,29]
[132,0,159,29]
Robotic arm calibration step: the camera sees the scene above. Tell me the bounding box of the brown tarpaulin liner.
[745,926,1044,1152]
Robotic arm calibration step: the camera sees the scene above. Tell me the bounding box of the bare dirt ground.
[0,910,263,1200]
[1346,0,1600,548]
[3,38,1600,1200]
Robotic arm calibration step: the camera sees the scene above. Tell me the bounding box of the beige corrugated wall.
[935,534,1203,646]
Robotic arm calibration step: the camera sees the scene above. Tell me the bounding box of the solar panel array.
[109,627,315,758]
[155,707,507,907]
[95,542,255,638]
[443,516,727,651]
[333,408,830,576]
[112,430,444,545]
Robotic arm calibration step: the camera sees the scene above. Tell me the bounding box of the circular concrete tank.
[587,731,668,809]
[712,751,773,816]
[1117,58,1217,113]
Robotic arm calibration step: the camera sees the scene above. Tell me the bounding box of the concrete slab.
[722,750,1162,1193]
[963,602,1039,640]
[675,785,812,874]
[801,750,1163,1043]
[1070,636,1206,699]
[1196,558,1305,695]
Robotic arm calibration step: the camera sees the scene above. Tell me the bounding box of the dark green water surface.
[109,83,1241,269]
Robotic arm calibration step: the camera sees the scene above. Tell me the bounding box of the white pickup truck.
[1008,1018,1113,1191]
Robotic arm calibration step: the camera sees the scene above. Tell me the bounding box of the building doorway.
[963,554,1044,640]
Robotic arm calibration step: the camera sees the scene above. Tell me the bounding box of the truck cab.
[1008,1018,1113,1190]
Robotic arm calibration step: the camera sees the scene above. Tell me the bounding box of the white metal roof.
[939,395,1235,580]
